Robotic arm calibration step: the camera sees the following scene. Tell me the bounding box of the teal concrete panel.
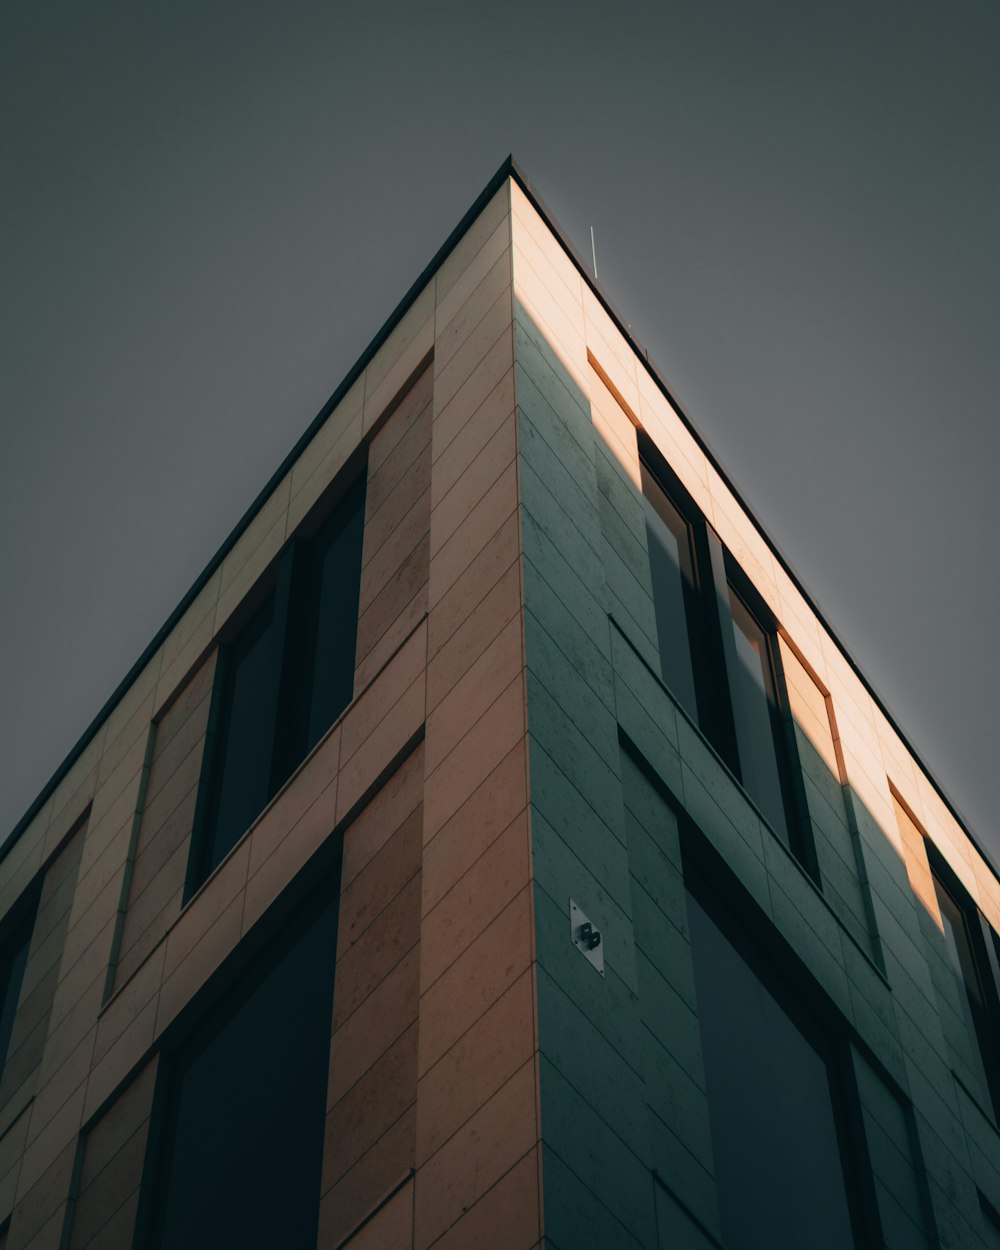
[534,881,644,1073]
[512,312,590,432]
[537,965,647,1159]
[593,437,647,541]
[605,581,661,674]
[794,727,851,820]
[645,1107,721,1241]
[851,799,916,895]
[518,414,602,558]
[529,742,631,910]
[519,456,602,582]
[854,1048,934,1245]
[838,929,892,1031]
[541,1145,648,1250]
[812,840,873,951]
[679,764,772,919]
[955,1082,1000,1205]
[531,806,636,963]
[675,717,767,856]
[594,462,653,592]
[526,675,625,841]
[767,878,853,1020]
[637,1025,714,1171]
[848,982,907,1089]
[521,525,609,658]
[525,608,617,746]
[863,849,926,949]
[654,1182,721,1250]
[908,1069,973,1177]
[602,539,659,654]
[621,751,681,856]
[523,589,615,713]
[925,1174,991,1250]
[610,626,680,752]
[516,363,598,500]
[875,1181,934,1250]
[625,807,685,927]
[634,949,703,1081]
[759,829,850,967]
[631,878,697,1014]
[873,896,943,1013]
[539,1056,656,1247]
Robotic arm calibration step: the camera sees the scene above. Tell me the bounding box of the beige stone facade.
[1,162,998,1249]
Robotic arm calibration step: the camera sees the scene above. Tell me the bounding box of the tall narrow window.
[298,475,367,757]
[636,426,806,864]
[639,454,710,731]
[145,889,339,1250]
[202,592,287,881]
[191,472,366,893]
[725,587,795,848]
[931,865,1000,1114]
[0,907,34,1079]
[686,883,863,1249]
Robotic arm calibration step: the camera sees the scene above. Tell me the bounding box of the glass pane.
[207,593,285,875]
[640,460,700,725]
[304,476,366,753]
[687,891,857,1250]
[0,918,32,1073]
[153,891,339,1250]
[933,875,992,1102]
[727,589,791,845]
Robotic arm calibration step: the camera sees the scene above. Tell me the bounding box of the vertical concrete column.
[414,184,541,1250]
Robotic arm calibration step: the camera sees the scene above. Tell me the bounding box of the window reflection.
[687,888,858,1250]
[726,589,792,847]
[193,473,366,893]
[205,594,285,879]
[933,872,994,1106]
[151,891,338,1250]
[640,458,701,726]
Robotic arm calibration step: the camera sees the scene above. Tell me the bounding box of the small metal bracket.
[570,899,604,976]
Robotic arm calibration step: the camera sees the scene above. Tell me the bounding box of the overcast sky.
[2,0,998,866]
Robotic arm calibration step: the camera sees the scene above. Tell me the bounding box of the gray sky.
[2,0,998,865]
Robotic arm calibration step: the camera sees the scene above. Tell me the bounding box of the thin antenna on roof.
[590,227,598,280]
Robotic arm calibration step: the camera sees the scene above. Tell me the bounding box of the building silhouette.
[1,159,999,1249]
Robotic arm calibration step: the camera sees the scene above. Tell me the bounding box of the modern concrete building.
[2,159,999,1250]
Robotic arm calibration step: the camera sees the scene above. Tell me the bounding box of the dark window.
[640,456,704,727]
[0,908,33,1078]
[637,435,813,872]
[686,884,864,1250]
[145,889,339,1250]
[202,593,286,879]
[724,586,795,848]
[191,474,365,892]
[301,487,367,752]
[931,864,1000,1115]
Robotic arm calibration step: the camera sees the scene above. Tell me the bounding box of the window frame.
[637,432,739,762]
[684,855,879,1249]
[721,556,815,874]
[0,886,38,1084]
[926,843,1000,1120]
[135,858,342,1250]
[637,431,814,874]
[187,466,366,898]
